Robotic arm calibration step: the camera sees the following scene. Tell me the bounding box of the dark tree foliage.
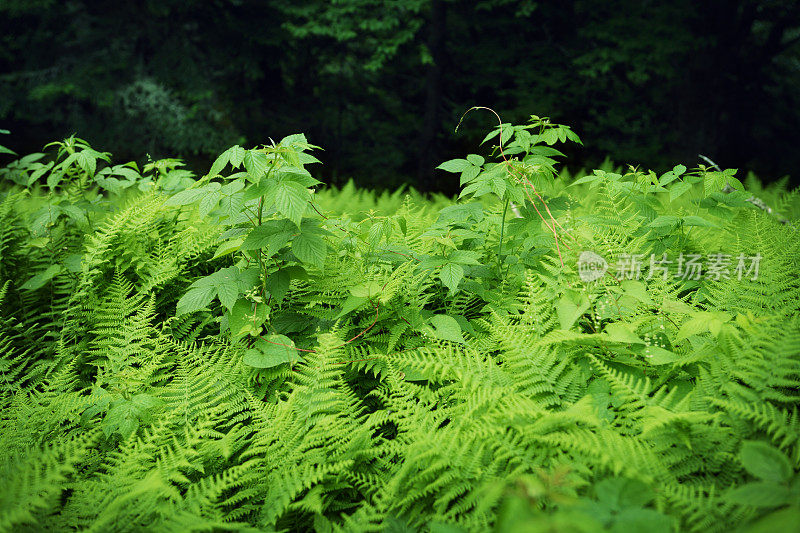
[1,0,798,191]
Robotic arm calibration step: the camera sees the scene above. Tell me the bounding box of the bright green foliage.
[0,118,799,532]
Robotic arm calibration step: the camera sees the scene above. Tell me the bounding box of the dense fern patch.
[0,119,798,532]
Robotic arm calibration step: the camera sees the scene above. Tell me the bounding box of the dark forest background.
[2,0,799,193]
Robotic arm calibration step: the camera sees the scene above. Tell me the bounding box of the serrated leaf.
[704,170,742,196]
[740,441,793,483]
[243,335,300,368]
[621,280,653,305]
[337,295,368,319]
[243,176,276,202]
[76,151,96,176]
[662,298,694,314]
[726,482,793,508]
[447,250,481,265]
[605,322,644,344]
[659,171,678,186]
[642,346,681,365]
[243,150,271,181]
[95,176,128,194]
[298,152,321,165]
[594,477,654,509]
[228,145,246,168]
[556,290,590,330]
[480,126,501,145]
[541,128,559,145]
[436,159,470,173]
[213,237,244,259]
[280,133,308,146]
[350,281,382,299]
[274,180,310,226]
[47,169,64,189]
[436,202,484,225]
[279,166,321,187]
[240,219,294,254]
[198,189,221,217]
[207,149,230,177]
[130,393,160,414]
[177,285,216,315]
[228,298,269,339]
[648,215,680,227]
[64,254,82,272]
[567,128,583,145]
[459,180,492,199]
[28,161,54,185]
[682,215,717,227]
[569,174,599,186]
[466,154,484,166]
[221,178,244,196]
[490,176,506,197]
[675,312,717,341]
[669,181,692,201]
[429,314,465,343]
[20,264,62,290]
[280,147,301,167]
[102,401,140,439]
[215,277,240,311]
[368,221,388,246]
[236,266,259,290]
[460,165,480,185]
[164,186,208,206]
[501,125,514,145]
[61,204,88,225]
[434,236,457,250]
[438,263,464,293]
[218,191,244,218]
[186,266,254,312]
[292,231,327,267]
[267,269,291,301]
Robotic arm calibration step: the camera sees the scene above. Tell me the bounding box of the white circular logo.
[578,251,608,282]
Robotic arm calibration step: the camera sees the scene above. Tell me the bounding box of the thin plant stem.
[498,197,509,274]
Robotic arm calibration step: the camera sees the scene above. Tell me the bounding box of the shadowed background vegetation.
[1,0,799,193]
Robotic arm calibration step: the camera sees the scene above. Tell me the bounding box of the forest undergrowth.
[0,114,799,532]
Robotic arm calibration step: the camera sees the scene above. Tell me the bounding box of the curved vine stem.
[455,106,577,268]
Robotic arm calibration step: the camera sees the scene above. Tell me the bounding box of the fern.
[1,124,798,532]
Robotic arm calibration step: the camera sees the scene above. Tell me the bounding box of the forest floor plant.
[0,116,799,532]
